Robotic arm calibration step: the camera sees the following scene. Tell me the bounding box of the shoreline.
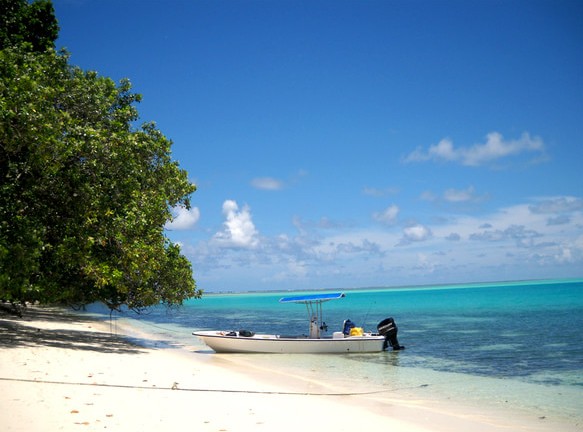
[197,277,583,295]
[1,306,580,431]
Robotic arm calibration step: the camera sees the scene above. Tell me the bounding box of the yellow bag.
[349,327,364,336]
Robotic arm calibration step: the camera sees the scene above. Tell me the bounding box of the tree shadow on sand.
[0,308,146,354]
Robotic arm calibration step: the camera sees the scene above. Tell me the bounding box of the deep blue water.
[120,279,583,388]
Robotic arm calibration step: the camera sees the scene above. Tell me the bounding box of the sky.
[52,0,583,292]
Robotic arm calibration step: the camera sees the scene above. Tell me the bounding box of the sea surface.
[94,279,583,426]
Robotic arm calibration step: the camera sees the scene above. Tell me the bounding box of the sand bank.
[0,307,579,431]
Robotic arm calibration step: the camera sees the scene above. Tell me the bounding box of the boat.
[192,292,403,354]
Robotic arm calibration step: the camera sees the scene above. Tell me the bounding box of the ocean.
[99,279,583,426]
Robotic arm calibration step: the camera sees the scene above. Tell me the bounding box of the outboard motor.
[377,317,404,351]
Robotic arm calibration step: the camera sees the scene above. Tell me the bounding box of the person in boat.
[342,319,355,335]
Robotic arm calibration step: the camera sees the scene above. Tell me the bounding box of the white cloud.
[555,247,573,263]
[470,224,543,248]
[165,206,200,230]
[373,204,399,224]
[444,186,477,203]
[399,224,432,245]
[547,215,570,226]
[267,259,309,283]
[414,253,437,273]
[529,196,583,214]
[251,177,283,190]
[213,200,259,248]
[179,195,583,292]
[404,132,545,166]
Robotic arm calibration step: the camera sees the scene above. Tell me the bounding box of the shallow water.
[90,279,583,426]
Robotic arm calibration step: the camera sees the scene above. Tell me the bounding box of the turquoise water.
[104,279,583,425]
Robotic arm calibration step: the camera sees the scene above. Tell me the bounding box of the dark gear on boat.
[377,317,404,351]
[238,329,255,337]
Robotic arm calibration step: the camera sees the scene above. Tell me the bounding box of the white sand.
[1,307,579,432]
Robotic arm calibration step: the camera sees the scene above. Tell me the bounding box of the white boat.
[192,292,403,354]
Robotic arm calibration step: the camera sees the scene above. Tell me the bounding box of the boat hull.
[192,331,386,354]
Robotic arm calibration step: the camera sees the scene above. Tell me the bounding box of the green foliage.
[0,44,201,310]
[0,0,59,52]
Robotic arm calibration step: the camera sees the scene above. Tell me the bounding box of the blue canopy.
[279,292,345,304]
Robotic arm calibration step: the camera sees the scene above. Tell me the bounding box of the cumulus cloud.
[373,204,399,225]
[413,253,437,273]
[334,239,383,256]
[165,206,200,230]
[470,224,542,247]
[547,215,570,226]
[529,196,583,214]
[178,193,583,291]
[251,177,283,190]
[404,132,545,166]
[398,224,432,245]
[444,186,478,203]
[213,200,259,247]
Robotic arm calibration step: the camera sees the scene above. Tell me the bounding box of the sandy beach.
[0,306,579,432]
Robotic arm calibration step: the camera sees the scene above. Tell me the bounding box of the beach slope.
[0,307,577,431]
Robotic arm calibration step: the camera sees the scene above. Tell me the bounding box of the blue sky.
[53,0,583,292]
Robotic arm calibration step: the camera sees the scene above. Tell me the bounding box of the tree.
[1,3,201,311]
[0,0,59,52]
